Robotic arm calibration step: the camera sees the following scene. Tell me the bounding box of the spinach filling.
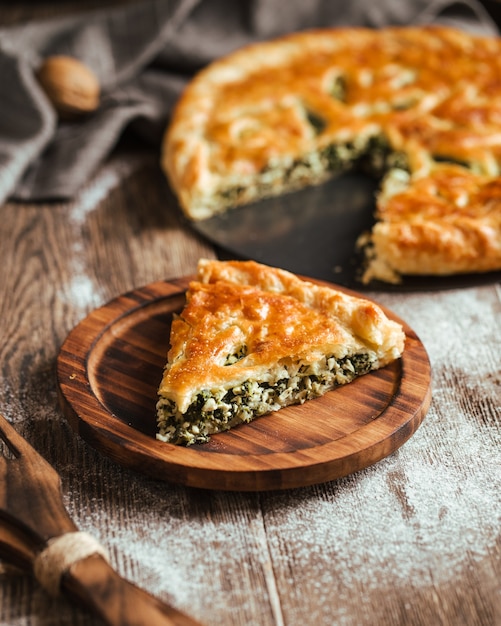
[219,185,246,204]
[215,133,410,210]
[330,75,347,102]
[356,136,410,176]
[320,141,361,172]
[224,344,248,365]
[305,109,327,135]
[156,351,376,445]
[432,154,472,169]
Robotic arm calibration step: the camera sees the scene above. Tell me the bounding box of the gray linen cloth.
[0,0,496,204]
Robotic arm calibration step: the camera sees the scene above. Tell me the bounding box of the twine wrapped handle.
[33,531,109,597]
[32,532,206,625]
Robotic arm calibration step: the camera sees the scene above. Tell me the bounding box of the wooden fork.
[0,413,204,626]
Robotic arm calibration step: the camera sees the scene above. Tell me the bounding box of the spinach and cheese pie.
[162,26,501,283]
[156,259,405,445]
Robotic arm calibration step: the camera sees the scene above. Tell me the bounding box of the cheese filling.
[156,350,376,445]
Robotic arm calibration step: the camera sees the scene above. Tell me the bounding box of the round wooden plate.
[56,276,432,492]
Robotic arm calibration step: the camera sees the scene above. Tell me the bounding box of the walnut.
[36,55,100,119]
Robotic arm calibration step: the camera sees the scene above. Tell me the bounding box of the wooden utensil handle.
[63,554,204,626]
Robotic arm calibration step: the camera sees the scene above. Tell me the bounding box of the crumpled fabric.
[0,0,496,204]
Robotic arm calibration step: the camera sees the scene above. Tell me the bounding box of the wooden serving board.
[56,276,432,492]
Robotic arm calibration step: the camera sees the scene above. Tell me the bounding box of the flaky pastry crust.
[158,259,404,415]
[162,26,501,282]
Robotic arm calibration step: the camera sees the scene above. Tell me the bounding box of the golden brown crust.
[159,259,405,412]
[162,25,501,281]
[365,164,501,280]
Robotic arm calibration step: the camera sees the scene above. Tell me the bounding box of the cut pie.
[156,259,405,445]
[162,26,501,283]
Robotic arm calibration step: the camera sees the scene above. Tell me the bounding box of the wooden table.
[0,4,500,626]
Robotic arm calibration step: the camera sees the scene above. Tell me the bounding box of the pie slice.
[156,259,405,445]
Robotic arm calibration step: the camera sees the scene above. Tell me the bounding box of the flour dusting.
[71,170,121,225]
[263,429,499,588]
[58,157,145,314]
[64,273,103,311]
[70,156,143,225]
